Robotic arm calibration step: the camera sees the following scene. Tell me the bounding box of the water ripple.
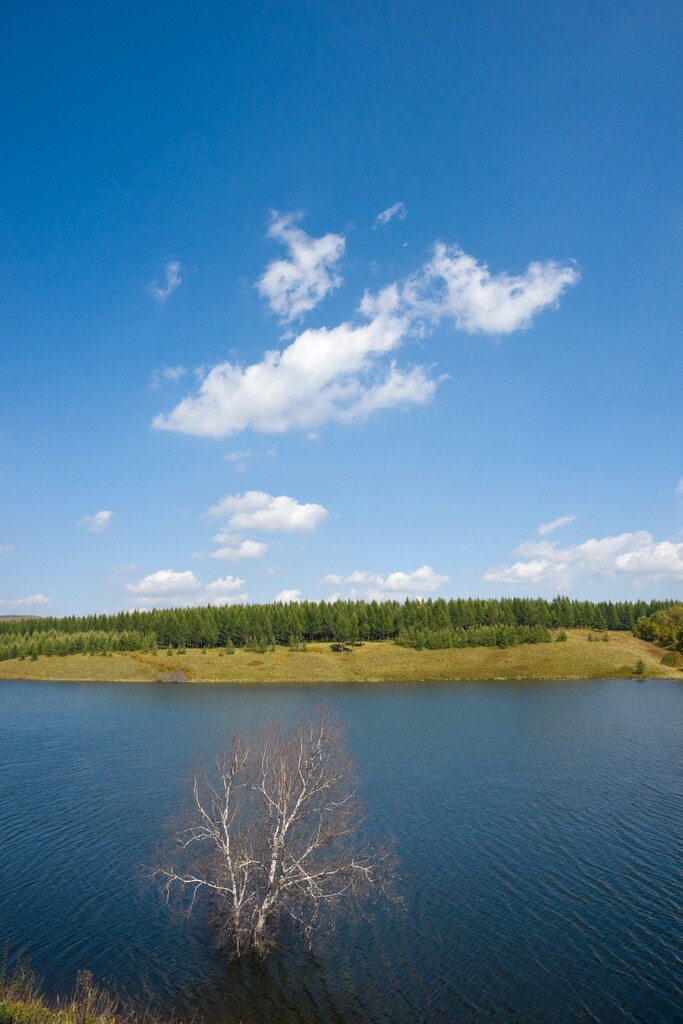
[0,678,681,1023]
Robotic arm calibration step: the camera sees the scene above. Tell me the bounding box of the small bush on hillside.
[156,670,188,683]
[660,650,683,667]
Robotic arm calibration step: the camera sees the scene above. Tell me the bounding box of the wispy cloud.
[373,201,408,228]
[538,514,576,536]
[257,211,345,322]
[324,564,449,602]
[150,365,187,389]
[0,594,50,610]
[148,260,182,304]
[405,244,579,335]
[485,530,683,589]
[223,447,276,473]
[126,569,246,608]
[207,492,329,533]
[79,510,114,534]
[155,223,578,440]
[675,478,683,496]
[108,563,139,581]
[275,588,302,603]
[0,544,14,556]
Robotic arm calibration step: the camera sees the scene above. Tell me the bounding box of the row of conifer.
[0,596,674,655]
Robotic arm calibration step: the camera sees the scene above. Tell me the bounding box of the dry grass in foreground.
[0,962,166,1024]
[0,631,679,684]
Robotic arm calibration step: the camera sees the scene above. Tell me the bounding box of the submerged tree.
[154,708,396,959]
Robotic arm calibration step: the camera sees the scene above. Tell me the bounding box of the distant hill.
[0,614,43,621]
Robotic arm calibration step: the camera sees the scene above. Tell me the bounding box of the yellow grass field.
[0,631,679,684]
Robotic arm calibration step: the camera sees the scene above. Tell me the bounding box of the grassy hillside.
[0,631,679,683]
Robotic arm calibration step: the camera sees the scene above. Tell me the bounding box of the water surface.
[0,679,681,1023]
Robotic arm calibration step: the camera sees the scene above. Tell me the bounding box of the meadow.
[0,630,677,683]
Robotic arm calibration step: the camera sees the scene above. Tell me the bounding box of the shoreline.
[0,632,679,684]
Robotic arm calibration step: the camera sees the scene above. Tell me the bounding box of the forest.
[0,596,676,664]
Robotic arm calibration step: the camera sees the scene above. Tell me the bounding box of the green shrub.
[660,650,683,667]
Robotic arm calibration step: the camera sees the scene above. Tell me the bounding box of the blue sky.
[2,0,683,615]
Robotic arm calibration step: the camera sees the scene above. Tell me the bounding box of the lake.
[0,679,681,1023]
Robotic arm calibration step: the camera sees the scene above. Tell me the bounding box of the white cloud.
[154,225,578,440]
[0,544,14,555]
[150,365,187,389]
[323,564,449,602]
[538,514,576,536]
[126,569,247,608]
[373,202,408,228]
[148,260,182,303]
[405,243,579,335]
[485,530,683,589]
[127,570,203,596]
[0,594,50,610]
[206,492,329,533]
[211,539,269,561]
[275,589,302,603]
[257,211,345,322]
[153,284,436,437]
[79,510,114,534]
[675,478,683,496]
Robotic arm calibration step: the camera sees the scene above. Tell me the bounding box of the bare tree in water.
[154,707,396,959]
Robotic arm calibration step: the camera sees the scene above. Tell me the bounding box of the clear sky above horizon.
[2,0,683,616]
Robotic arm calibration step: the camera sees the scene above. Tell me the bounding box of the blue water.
[0,679,681,1023]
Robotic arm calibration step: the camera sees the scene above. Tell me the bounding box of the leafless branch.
[153,706,397,959]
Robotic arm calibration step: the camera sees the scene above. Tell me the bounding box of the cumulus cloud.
[324,564,449,602]
[148,260,182,303]
[373,202,408,228]
[0,544,14,555]
[79,510,114,534]
[0,594,50,609]
[153,285,436,437]
[275,589,302,603]
[257,211,345,322]
[206,492,329,533]
[211,539,269,561]
[485,531,683,589]
[538,514,576,536]
[126,569,246,608]
[405,243,579,334]
[150,365,187,389]
[154,222,578,440]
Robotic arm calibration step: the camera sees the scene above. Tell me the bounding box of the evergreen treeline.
[0,629,156,663]
[0,597,675,654]
[396,623,553,650]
